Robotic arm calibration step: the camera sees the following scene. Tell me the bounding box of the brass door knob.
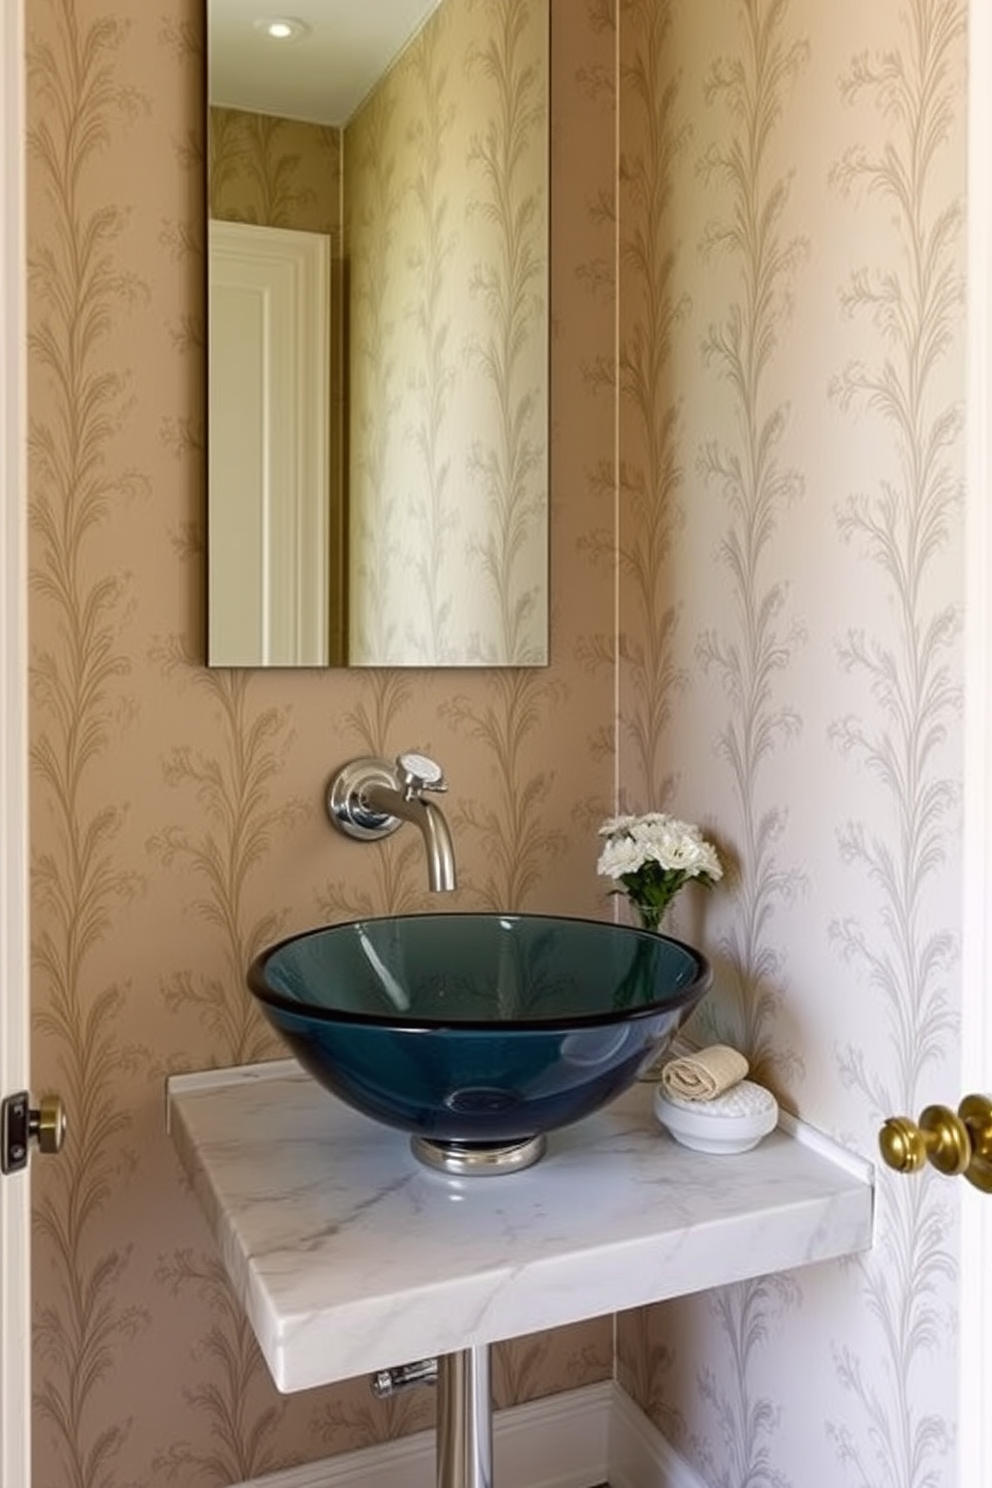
[879,1095,992,1193]
[30,1094,67,1156]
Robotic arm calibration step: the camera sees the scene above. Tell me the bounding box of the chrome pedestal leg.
[436,1345,493,1488]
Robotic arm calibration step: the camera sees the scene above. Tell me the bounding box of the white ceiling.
[209,0,442,126]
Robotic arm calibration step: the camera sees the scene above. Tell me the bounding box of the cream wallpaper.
[346,0,549,666]
[25,3,970,1488]
[613,2,965,1487]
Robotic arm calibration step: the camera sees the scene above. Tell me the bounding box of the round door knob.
[879,1115,928,1173]
[917,1104,971,1175]
[959,1094,992,1193]
[959,1093,992,1162]
[30,1094,67,1156]
[879,1102,975,1179]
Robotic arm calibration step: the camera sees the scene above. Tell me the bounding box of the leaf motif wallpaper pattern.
[613,1,965,1485]
[152,1253,286,1483]
[27,1,617,1483]
[149,660,304,1067]
[209,109,340,231]
[346,0,549,666]
[825,3,963,1483]
[615,4,808,1478]
[376,7,460,663]
[23,0,973,1485]
[347,85,408,664]
[463,0,549,664]
[28,5,152,1483]
[692,1274,801,1488]
[692,0,809,1085]
[441,670,569,910]
[615,0,691,814]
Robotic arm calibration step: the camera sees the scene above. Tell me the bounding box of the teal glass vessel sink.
[248,913,711,1174]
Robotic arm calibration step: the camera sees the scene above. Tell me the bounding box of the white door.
[0,3,32,1484]
[207,220,331,667]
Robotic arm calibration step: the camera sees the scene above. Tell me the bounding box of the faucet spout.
[327,753,458,893]
[363,785,457,892]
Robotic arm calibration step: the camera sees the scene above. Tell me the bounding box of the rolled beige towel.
[659,1044,748,1101]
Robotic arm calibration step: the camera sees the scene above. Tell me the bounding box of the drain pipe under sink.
[372,1345,493,1488]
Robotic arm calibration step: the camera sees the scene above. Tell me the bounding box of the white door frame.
[0,0,31,1484]
[962,2,992,1480]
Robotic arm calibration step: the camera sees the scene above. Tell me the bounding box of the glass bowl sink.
[247,913,711,1175]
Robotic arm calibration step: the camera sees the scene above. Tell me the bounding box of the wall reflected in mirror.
[207,0,550,667]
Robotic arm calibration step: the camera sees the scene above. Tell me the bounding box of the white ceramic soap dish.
[654,1079,779,1155]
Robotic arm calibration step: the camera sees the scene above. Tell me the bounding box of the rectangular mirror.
[207,0,550,667]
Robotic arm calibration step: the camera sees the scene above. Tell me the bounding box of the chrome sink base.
[410,1134,546,1176]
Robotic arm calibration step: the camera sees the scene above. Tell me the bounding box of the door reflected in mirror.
[207,0,550,667]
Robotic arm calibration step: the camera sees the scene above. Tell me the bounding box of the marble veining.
[166,1060,874,1394]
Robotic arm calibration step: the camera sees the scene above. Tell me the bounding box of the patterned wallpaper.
[345,0,549,666]
[613,2,965,1487]
[209,106,341,234]
[25,3,969,1488]
[27,1,614,1484]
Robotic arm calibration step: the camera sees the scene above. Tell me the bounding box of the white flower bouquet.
[597,812,723,932]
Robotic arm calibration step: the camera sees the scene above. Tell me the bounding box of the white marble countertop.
[166,1059,874,1394]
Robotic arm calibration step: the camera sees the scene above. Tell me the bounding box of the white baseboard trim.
[607,1382,710,1488]
[238,1380,614,1488]
[237,1378,711,1488]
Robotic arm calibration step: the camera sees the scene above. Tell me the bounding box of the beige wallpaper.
[25,1,970,1487]
[27,1,614,1484]
[346,0,549,666]
[209,106,341,234]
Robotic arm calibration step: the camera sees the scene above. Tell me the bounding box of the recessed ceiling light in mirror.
[255,16,309,42]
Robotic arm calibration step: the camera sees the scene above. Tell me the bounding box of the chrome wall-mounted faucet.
[327,752,457,892]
